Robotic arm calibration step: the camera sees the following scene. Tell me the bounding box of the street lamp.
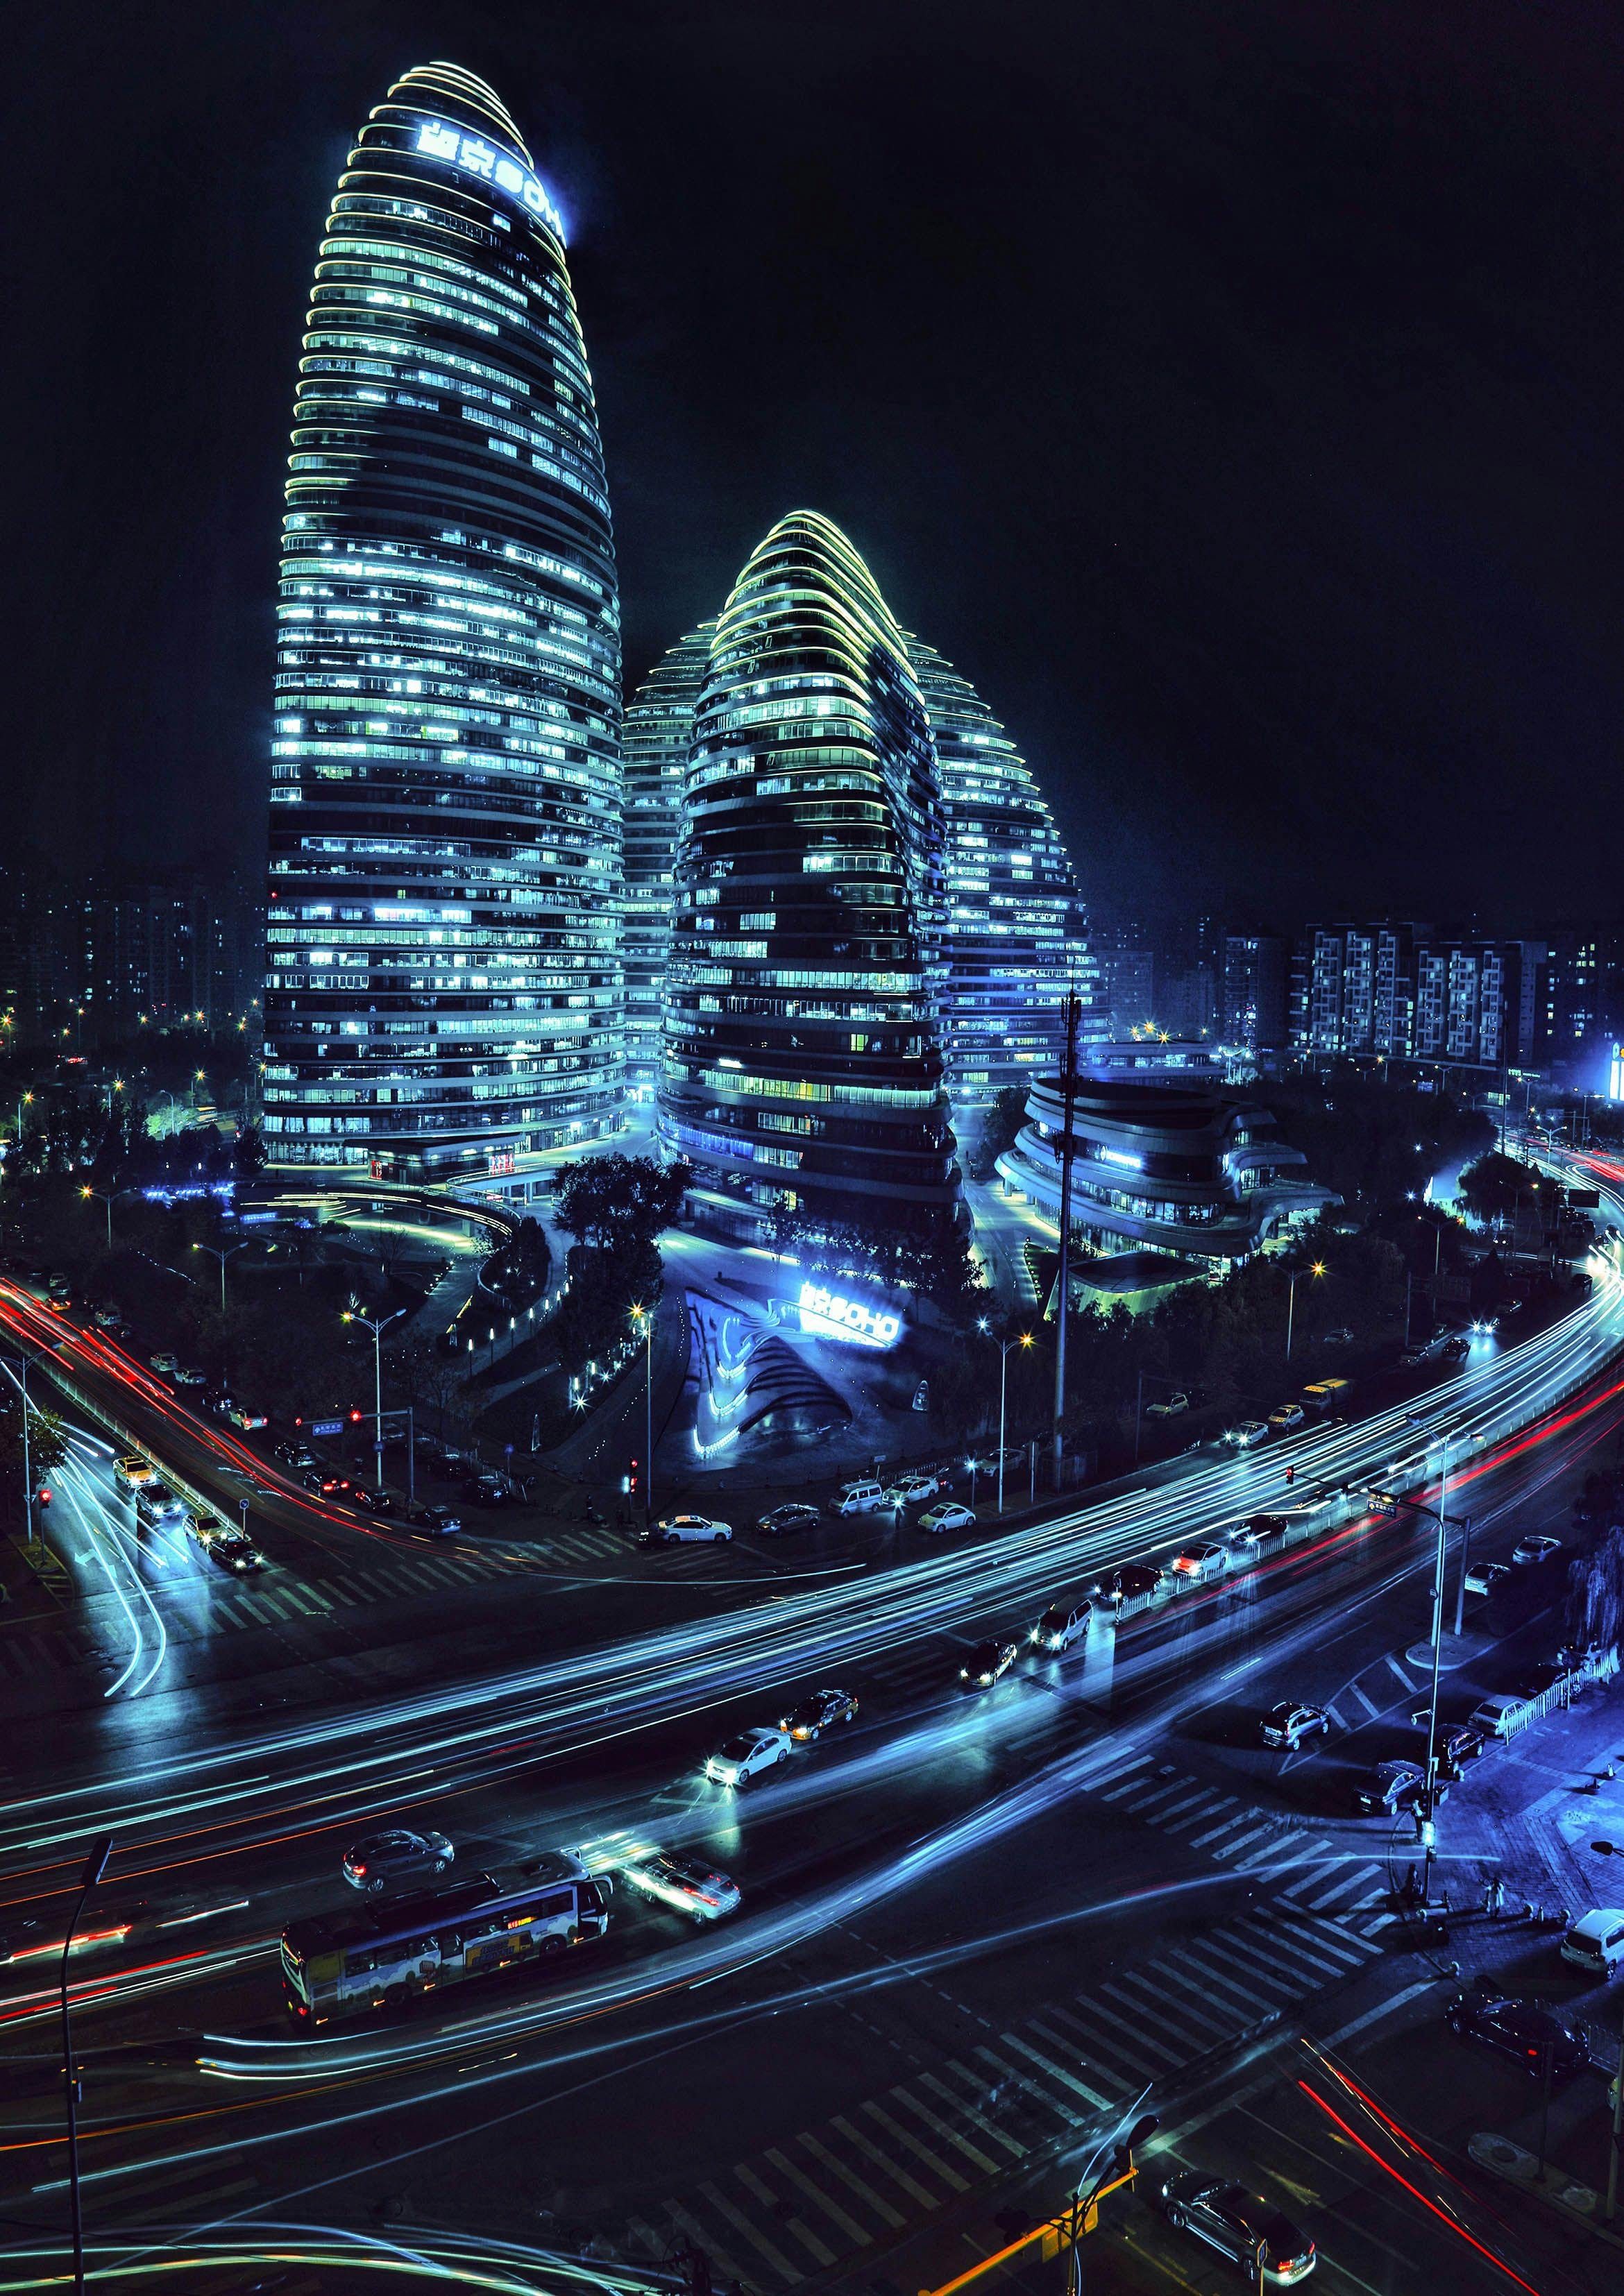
[0,1349,37,1545]
[1285,1259,1326,1362]
[978,1318,1033,1513]
[630,1302,654,1530]
[80,1185,124,1248]
[62,1834,114,2296]
[191,1238,251,1313]
[343,1305,407,1485]
[1368,1427,1468,1907]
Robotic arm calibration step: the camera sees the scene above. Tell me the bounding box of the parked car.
[1099,1561,1169,1603]
[778,1687,858,1741]
[919,1501,976,1534]
[460,1473,513,1508]
[172,1364,206,1386]
[226,1403,269,1431]
[1439,1336,1470,1360]
[1446,1988,1593,2079]
[885,1472,940,1505]
[835,1480,888,1515]
[275,1441,317,1470]
[959,1638,1018,1687]
[1323,1326,1355,1347]
[1159,2173,1316,2285]
[1512,1533,1562,1566]
[1561,1907,1624,1980]
[406,1502,460,1538]
[1030,1599,1091,1653]
[757,1502,822,1536]
[1399,1347,1430,1368]
[1260,1703,1328,1751]
[1352,1760,1441,1817]
[1227,1420,1271,1448]
[648,1513,731,1545]
[1464,1561,1510,1597]
[149,1351,178,1374]
[341,1828,455,1894]
[1172,1542,1230,1581]
[1267,1403,1306,1431]
[1144,1392,1189,1420]
[968,1446,1024,1477]
[1235,1513,1287,1549]
[620,1848,740,1921]
[704,1726,793,1788]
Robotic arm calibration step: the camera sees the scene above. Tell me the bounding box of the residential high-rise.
[659,511,958,1243]
[1221,933,1289,1056]
[904,638,1090,1108]
[621,623,715,1100]
[1296,922,1546,1073]
[262,63,622,1173]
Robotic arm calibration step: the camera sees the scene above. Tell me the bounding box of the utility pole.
[1052,990,1080,1488]
[1605,2001,1623,2222]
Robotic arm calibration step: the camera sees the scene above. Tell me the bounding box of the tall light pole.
[79,1186,123,1248]
[1285,1259,1325,1362]
[1,1350,35,1545]
[62,1834,114,2296]
[1052,989,1081,1487]
[979,1320,1033,1513]
[632,1302,654,1529]
[191,1239,250,1313]
[344,1305,407,1485]
[1371,1433,1466,1908]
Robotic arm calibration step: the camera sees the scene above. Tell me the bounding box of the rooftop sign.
[414,121,566,241]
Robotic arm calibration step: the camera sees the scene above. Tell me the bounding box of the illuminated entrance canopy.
[798,1282,903,1350]
[414,120,566,239]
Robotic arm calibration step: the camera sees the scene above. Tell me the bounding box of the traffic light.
[628,1456,641,1494]
[1284,1464,1296,1486]
[350,1409,363,1424]
[35,1488,51,1509]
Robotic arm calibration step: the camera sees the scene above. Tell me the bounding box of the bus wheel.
[384,1984,406,2006]
[540,1934,565,1956]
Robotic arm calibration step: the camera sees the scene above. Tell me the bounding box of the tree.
[0,1393,69,1519]
[1564,1525,1624,1653]
[552,1154,690,1252]
[233,1122,269,1180]
[1458,1152,1539,1227]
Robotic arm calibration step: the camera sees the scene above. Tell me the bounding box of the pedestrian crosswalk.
[80,2146,261,2233]
[1089,1751,1394,1934]
[652,1906,1384,2285]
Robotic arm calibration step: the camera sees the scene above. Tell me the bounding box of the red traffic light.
[349,1409,363,1423]
[35,1488,51,1508]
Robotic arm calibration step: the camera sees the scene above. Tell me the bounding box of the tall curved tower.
[659,511,958,1241]
[622,621,716,1100]
[262,62,623,1173]
[906,638,1095,1107]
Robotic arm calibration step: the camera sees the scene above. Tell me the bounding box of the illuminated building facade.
[262,63,623,1170]
[905,638,1095,1107]
[621,623,714,1098]
[659,511,958,1242]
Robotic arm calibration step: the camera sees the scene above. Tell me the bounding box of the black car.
[1352,1760,1446,1816]
[757,1502,821,1536]
[348,1485,394,1515]
[306,1472,358,1502]
[1440,1335,1470,1360]
[1160,2174,1316,2284]
[341,1827,455,1894]
[275,1441,317,1470]
[460,1473,512,1507]
[1100,1562,1167,1603]
[779,1687,858,1740]
[959,1638,1018,1687]
[1446,1989,1593,2080]
[407,1503,461,1538]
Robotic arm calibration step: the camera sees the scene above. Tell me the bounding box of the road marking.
[1323,1702,1348,1730]
[999,2030,1114,2111]
[933,2065,1029,2156]
[795,2131,906,2227]
[763,2146,872,2246]
[734,2164,834,2266]
[1094,1984,1189,2057]
[1384,1653,1416,1689]
[1165,1945,1284,2018]
[890,2083,1001,2173]
[858,2099,970,2191]
[1111,1968,1235,2041]
[690,2184,800,2284]
[1187,1811,1253,1848]
[973,2043,1089,2127]
[1319,1977,1439,2048]
[1347,1680,1383,1720]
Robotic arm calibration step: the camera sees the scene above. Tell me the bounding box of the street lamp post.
[1285,1259,1326,1363]
[62,1835,114,2296]
[631,1303,654,1530]
[979,1320,1034,1513]
[191,1239,250,1313]
[1,1350,35,1545]
[343,1306,407,1485]
[79,1186,124,1248]
[1371,1427,1467,1908]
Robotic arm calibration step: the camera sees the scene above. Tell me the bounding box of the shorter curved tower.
[659,513,958,1242]
[622,622,715,1098]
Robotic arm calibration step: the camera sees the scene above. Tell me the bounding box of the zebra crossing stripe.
[1348,1681,1383,1720]
[1108,1968,1235,2042]
[890,2084,1002,2174]
[1102,1972,1231,2047]
[827,2114,939,2209]
[999,2030,1114,2111]
[931,2066,1029,2157]
[1162,1794,1238,1831]
[1165,1945,1285,2019]
[1034,2004,1147,2088]
[1187,1811,1255,1847]
[763,2146,873,2246]
[858,2099,970,2192]
[972,2044,1089,2128]
[1091,1987,1186,2059]
[734,2163,834,2266]
[690,2185,800,2284]
[794,2132,906,2229]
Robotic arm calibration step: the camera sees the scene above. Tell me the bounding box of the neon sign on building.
[798,1283,903,1349]
[414,121,567,239]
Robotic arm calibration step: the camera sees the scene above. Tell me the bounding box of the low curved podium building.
[659,512,959,1244]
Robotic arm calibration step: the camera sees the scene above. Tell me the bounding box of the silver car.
[341,1827,455,1893]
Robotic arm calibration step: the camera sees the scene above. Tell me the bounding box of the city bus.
[278,1854,609,2025]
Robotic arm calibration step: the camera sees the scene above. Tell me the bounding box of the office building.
[262,62,622,1171]
[621,622,715,1099]
[659,511,958,1243]
[904,638,1092,1107]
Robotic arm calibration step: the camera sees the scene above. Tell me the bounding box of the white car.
[1228,1420,1271,1448]
[835,1480,888,1515]
[651,1514,732,1545]
[1267,1403,1306,1431]
[919,1501,976,1534]
[1512,1533,1562,1566]
[226,1403,269,1431]
[886,1472,939,1505]
[149,1352,178,1374]
[172,1365,206,1387]
[1464,1561,1510,1597]
[620,1848,741,1921]
[1144,1392,1189,1419]
[704,1726,793,1789]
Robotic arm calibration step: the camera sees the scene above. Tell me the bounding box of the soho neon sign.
[798,1282,903,1350]
[414,121,567,240]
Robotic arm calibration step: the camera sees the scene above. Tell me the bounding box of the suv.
[1260,1703,1328,1751]
[835,1480,888,1515]
[1031,1599,1091,1654]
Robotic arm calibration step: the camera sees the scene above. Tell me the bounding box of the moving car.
[1144,1391,1189,1419]
[1267,1402,1306,1431]
[704,1726,793,1788]
[275,1441,317,1470]
[1439,1335,1470,1360]
[1512,1533,1562,1565]
[135,1481,185,1526]
[1172,1542,1230,1580]
[407,1503,460,1538]
[1260,1703,1328,1751]
[1160,2173,1316,2284]
[1232,1513,1285,1550]
[1227,1420,1270,1448]
[959,1638,1018,1687]
[1352,1760,1441,1817]
[834,1480,888,1515]
[885,1472,939,1504]
[348,1486,395,1515]
[341,1828,455,1894]
[226,1403,269,1431]
[115,1454,153,1488]
[779,1687,858,1740]
[189,1515,264,1572]
[620,1848,740,1921]
[757,1502,821,1536]
[919,1501,977,1534]
[1446,1988,1593,2078]
[1464,1560,1510,1597]
[1031,1598,1091,1653]
[649,1513,731,1545]
[1561,1907,1624,1979]
[307,1471,357,1502]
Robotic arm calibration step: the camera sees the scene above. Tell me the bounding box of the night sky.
[8,0,1621,927]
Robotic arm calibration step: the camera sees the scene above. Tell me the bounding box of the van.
[1469,1691,1534,1741]
[835,1480,887,1516]
[1561,1908,1624,1978]
[1301,1378,1351,1413]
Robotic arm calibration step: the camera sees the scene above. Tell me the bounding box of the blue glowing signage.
[1099,1147,1144,1172]
[798,1282,903,1350]
[414,121,566,240]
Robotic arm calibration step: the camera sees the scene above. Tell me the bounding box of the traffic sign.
[310,1418,344,1437]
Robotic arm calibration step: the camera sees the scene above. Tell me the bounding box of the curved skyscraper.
[659,511,958,1242]
[906,638,1095,1109]
[622,622,715,1100]
[263,62,623,1173]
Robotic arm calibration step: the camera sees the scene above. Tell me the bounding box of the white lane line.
[689,2186,800,2284]
[734,2163,834,2267]
[827,2114,939,2210]
[858,2100,970,2193]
